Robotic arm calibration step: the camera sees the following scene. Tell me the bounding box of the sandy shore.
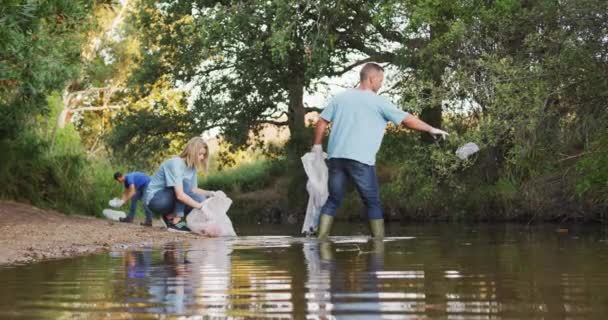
[0,201,200,266]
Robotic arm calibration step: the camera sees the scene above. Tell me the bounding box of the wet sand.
[0,201,199,266]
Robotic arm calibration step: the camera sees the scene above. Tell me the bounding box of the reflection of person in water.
[147,244,193,315]
[121,250,153,313]
[143,240,233,317]
[366,240,385,318]
[124,250,152,279]
[303,240,385,319]
[303,241,339,318]
[186,239,233,317]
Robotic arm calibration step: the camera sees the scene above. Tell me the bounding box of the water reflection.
[1,225,608,319]
[304,239,429,319]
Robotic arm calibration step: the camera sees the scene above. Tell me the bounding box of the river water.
[1,223,608,319]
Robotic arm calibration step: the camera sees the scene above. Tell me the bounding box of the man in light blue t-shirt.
[312,63,449,239]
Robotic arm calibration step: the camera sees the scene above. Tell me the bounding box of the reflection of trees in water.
[224,239,296,317]
[389,225,608,318]
[113,227,608,318]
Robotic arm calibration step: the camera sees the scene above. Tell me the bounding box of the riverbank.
[0,201,199,266]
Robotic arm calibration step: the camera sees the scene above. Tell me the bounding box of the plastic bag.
[102,208,126,221]
[108,198,125,208]
[108,198,124,208]
[301,151,329,235]
[455,142,480,160]
[186,192,236,237]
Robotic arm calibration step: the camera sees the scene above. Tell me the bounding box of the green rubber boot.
[317,214,334,240]
[369,219,385,239]
[319,241,334,260]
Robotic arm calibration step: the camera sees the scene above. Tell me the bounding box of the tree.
[112,0,429,211]
[52,0,141,155]
[120,0,457,150]
[0,0,94,139]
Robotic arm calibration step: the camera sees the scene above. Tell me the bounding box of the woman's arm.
[192,187,214,197]
[173,184,204,208]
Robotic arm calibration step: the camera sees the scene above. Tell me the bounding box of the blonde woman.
[144,137,216,233]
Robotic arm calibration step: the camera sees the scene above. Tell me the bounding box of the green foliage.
[113,0,415,158]
[201,160,287,193]
[0,0,94,138]
[2,0,608,223]
[107,76,192,169]
[0,130,120,216]
[576,129,608,206]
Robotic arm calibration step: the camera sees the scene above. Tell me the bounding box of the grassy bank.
[0,128,122,217]
[2,126,604,224]
[204,147,607,224]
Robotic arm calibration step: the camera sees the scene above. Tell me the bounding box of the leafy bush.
[0,129,121,217]
[201,160,287,193]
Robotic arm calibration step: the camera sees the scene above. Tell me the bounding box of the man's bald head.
[360,63,385,81]
[359,63,385,93]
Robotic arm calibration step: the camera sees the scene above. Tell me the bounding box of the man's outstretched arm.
[402,115,449,139]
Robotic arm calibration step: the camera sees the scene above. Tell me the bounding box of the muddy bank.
[0,201,199,266]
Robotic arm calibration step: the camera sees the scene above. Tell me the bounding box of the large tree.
[0,0,95,139]
[115,1,431,154]
[111,0,430,211]
[53,0,140,155]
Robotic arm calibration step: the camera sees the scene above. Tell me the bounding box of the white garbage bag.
[102,208,126,221]
[455,142,480,160]
[186,192,236,237]
[108,198,124,208]
[301,151,329,235]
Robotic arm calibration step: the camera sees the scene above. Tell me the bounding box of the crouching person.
[112,171,154,226]
[143,137,216,233]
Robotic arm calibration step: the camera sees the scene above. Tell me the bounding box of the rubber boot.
[319,241,334,260]
[369,219,385,239]
[317,214,334,240]
[371,239,384,255]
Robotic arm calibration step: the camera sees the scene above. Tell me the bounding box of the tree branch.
[305,106,323,113]
[199,62,235,76]
[255,120,289,126]
[71,105,124,112]
[339,32,396,62]
[327,57,376,77]
[378,77,408,96]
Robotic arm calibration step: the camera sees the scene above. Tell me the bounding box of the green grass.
[0,129,122,217]
[201,160,286,193]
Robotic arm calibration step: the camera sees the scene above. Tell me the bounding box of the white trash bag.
[108,198,124,208]
[301,151,329,235]
[102,208,126,221]
[186,191,236,237]
[455,142,480,160]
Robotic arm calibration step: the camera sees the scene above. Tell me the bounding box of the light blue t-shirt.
[320,89,409,165]
[144,157,198,205]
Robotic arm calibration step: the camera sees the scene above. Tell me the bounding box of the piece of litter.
[456,142,480,160]
[102,209,126,221]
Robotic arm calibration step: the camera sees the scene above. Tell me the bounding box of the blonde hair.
[179,137,209,172]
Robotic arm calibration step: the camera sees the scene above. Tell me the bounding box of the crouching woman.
[144,137,215,233]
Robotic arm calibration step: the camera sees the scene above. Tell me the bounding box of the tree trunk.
[419,89,443,144]
[285,73,309,220]
[419,20,449,144]
[287,77,307,158]
[50,88,72,151]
